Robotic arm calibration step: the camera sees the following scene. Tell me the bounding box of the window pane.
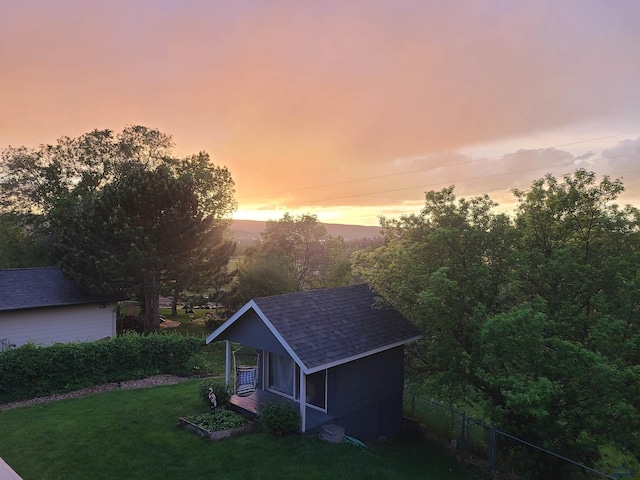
[306,370,326,409]
[268,353,294,396]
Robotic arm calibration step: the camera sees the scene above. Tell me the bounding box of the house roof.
[0,267,120,312]
[207,283,422,374]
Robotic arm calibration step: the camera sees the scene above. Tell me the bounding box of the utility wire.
[241,129,640,201]
[253,151,640,208]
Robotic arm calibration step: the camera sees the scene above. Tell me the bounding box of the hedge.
[0,333,204,403]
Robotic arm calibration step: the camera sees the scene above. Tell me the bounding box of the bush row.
[0,333,204,403]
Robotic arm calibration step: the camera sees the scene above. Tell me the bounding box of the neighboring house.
[0,267,121,350]
[206,283,422,439]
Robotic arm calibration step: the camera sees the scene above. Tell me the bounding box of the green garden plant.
[198,378,231,408]
[258,401,301,436]
[183,410,247,432]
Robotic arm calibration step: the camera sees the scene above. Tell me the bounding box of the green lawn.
[159,307,220,337]
[0,380,480,480]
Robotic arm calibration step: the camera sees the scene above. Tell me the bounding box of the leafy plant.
[186,352,216,375]
[258,402,300,436]
[199,378,231,408]
[0,333,203,403]
[183,410,246,432]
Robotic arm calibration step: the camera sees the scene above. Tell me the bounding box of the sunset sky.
[1,1,639,226]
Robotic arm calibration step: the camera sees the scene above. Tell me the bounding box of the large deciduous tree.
[229,213,355,306]
[0,126,237,330]
[498,170,640,464]
[260,213,332,290]
[353,170,640,470]
[352,187,514,397]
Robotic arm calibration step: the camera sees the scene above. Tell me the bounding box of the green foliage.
[231,247,299,306]
[353,170,640,469]
[183,410,247,432]
[0,333,203,403]
[258,402,301,436]
[0,126,237,331]
[185,352,217,375]
[0,213,54,268]
[230,213,357,306]
[198,378,231,407]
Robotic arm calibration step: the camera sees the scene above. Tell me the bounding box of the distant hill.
[231,219,382,243]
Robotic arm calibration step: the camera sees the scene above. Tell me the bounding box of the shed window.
[268,353,294,397]
[305,370,326,410]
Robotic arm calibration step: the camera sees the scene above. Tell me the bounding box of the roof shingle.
[210,283,421,372]
[0,267,117,312]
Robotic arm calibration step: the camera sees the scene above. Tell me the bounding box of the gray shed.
[205,283,421,438]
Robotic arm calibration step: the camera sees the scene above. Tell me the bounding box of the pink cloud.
[1,1,639,223]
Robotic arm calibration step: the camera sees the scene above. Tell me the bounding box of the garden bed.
[179,410,254,441]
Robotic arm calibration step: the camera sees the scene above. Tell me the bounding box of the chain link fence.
[404,391,634,479]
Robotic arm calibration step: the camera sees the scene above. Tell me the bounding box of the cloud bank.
[1,0,639,224]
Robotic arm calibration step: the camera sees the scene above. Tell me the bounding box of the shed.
[206,283,421,439]
[0,267,121,350]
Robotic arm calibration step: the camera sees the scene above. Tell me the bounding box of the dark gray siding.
[221,310,288,356]
[327,346,405,439]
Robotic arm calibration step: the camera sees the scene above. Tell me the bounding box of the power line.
[241,129,640,201]
[252,152,640,209]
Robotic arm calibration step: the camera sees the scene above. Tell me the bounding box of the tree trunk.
[143,273,161,331]
[171,294,179,317]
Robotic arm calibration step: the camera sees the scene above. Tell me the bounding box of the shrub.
[0,333,204,403]
[185,352,216,375]
[199,378,231,408]
[258,402,300,436]
[204,317,221,330]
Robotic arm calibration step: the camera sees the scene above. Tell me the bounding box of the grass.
[158,306,222,338]
[0,380,481,480]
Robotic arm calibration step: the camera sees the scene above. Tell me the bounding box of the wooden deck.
[230,389,335,433]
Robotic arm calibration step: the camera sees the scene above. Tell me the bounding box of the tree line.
[352,170,640,472]
[1,126,638,470]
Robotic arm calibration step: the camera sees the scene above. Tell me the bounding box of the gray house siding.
[222,310,288,356]
[327,346,405,438]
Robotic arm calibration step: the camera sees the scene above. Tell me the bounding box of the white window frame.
[266,352,297,400]
[304,369,328,413]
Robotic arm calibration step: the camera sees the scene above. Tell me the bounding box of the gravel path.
[0,374,188,411]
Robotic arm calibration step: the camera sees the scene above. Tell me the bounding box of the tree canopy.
[229,213,354,306]
[0,126,237,330]
[353,169,640,469]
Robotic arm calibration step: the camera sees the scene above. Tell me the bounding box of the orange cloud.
[1,1,639,225]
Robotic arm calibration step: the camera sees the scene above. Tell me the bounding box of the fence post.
[466,414,472,460]
[460,412,466,457]
[489,425,497,477]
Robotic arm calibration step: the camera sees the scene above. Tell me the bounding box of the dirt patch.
[0,374,187,411]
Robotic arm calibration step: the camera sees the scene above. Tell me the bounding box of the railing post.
[225,340,231,387]
[489,426,497,477]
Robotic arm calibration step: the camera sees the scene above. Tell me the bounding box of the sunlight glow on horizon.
[2,1,640,227]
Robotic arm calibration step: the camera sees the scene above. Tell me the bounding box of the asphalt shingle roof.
[0,267,116,312]
[211,283,421,372]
